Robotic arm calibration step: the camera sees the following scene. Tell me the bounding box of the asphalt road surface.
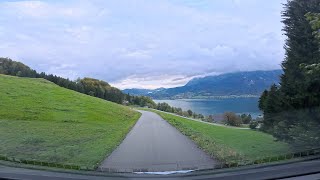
[99,110,218,172]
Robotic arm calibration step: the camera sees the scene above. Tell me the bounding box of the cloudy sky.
[0,0,286,89]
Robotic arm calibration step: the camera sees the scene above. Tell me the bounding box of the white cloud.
[0,0,286,89]
[119,49,152,59]
[3,1,49,18]
[111,74,196,89]
[2,0,98,19]
[197,45,236,57]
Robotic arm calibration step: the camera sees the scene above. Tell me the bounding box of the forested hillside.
[0,58,156,107]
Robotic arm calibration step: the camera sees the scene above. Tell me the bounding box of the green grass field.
[0,75,140,168]
[142,109,291,164]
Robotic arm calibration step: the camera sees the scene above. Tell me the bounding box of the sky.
[0,0,286,89]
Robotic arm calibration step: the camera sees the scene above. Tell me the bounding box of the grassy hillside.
[0,75,140,167]
[142,109,291,164]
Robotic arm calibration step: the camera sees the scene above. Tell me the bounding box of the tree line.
[222,112,254,127]
[258,0,320,149]
[155,102,205,120]
[0,58,154,107]
[154,102,258,127]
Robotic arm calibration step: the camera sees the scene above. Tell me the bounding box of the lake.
[154,98,262,118]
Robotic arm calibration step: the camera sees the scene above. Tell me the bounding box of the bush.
[242,114,252,124]
[249,121,259,129]
[223,112,242,127]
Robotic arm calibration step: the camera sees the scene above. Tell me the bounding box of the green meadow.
[0,75,140,167]
[142,109,291,164]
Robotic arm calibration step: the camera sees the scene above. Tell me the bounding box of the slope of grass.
[0,75,140,168]
[142,109,291,164]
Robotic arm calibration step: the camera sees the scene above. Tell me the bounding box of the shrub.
[249,121,259,129]
[223,112,242,127]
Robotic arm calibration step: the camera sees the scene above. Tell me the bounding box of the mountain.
[123,70,283,99]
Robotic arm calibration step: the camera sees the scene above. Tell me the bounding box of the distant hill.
[122,88,165,96]
[123,70,283,99]
[0,57,155,107]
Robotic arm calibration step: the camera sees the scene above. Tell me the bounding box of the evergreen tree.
[260,0,320,147]
[281,0,320,110]
[258,90,268,111]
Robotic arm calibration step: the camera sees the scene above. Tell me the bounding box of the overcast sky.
[0,0,286,89]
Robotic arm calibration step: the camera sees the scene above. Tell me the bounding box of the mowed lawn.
[143,109,291,164]
[0,75,141,167]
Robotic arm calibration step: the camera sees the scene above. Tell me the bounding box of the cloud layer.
[0,0,285,89]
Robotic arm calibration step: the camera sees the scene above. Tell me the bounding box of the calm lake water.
[154,98,262,118]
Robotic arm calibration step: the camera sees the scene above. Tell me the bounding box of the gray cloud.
[0,0,286,89]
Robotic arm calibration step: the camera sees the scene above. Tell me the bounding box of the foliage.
[205,115,215,122]
[0,57,37,77]
[223,112,242,127]
[195,113,205,120]
[240,113,252,124]
[249,121,259,130]
[306,12,320,40]
[154,102,206,120]
[156,102,173,112]
[0,58,155,107]
[78,78,124,104]
[259,0,320,148]
[258,90,268,110]
[0,75,140,167]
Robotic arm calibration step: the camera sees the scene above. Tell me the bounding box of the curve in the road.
[99,110,218,173]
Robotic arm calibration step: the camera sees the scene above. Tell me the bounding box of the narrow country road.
[99,110,218,172]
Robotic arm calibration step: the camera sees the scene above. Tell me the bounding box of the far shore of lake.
[154,97,262,119]
[154,94,260,100]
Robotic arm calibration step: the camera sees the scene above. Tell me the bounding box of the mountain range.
[123,70,283,99]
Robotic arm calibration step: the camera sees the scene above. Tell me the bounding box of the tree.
[157,102,172,112]
[0,58,158,107]
[259,0,320,147]
[261,84,284,134]
[0,58,37,78]
[259,90,268,111]
[182,111,189,117]
[198,114,205,120]
[306,12,320,40]
[223,112,242,127]
[205,115,214,122]
[175,107,183,116]
[192,113,198,119]
[280,0,320,110]
[243,114,252,124]
[187,109,193,117]
[249,121,259,130]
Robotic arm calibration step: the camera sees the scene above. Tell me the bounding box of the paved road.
[99,110,218,172]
